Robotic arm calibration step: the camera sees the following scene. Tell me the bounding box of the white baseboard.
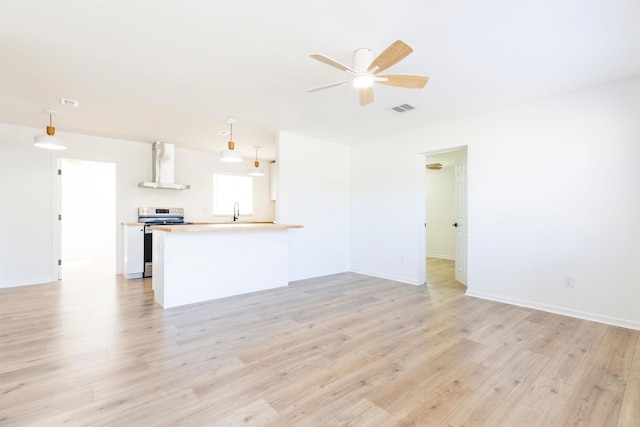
[288,268,351,283]
[426,253,455,260]
[349,268,424,286]
[465,289,640,331]
[0,277,55,288]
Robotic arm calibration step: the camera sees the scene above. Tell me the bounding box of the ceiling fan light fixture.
[34,109,66,150]
[353,73,374,88]
[308,40,429,106]
[219,118,243,162]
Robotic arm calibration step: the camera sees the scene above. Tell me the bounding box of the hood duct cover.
[138,142,190,190]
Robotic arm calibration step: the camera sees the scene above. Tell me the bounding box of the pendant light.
[249,146,265,176]
[219,118,243,162]
[34,109,66,150]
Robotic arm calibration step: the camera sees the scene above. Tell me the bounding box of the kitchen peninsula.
[151,223,303,308]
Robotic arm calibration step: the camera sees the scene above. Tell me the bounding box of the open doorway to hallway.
[424,148,467,288]
[59,158,116,281]
[426,257,466,290]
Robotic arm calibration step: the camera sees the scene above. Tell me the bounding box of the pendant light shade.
[249,146,265,176]
[34,109,66,150]
[219,118,243,162]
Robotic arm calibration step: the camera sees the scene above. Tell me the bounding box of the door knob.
[452,222,458,227]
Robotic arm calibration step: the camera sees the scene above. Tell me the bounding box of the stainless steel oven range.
[137,207,191,277]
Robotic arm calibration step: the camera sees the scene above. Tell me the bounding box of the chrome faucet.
[233,202,239,222]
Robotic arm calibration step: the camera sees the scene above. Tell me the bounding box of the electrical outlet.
[564,275,575,288]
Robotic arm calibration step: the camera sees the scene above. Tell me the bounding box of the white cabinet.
[123,224,144,279]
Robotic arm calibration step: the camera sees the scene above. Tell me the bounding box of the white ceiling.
[1,0,639,160]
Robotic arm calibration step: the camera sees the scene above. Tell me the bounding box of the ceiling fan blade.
[367,40,413,73]
[359,87,374,106]
[306,80,351,92]
[310,54,356,75]
[376,74,429,89]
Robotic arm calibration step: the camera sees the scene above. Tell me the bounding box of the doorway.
[59,158,116,280]
[424,148,467,288]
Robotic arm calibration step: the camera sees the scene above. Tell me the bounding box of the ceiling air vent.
[60,98,79,108]
[389,104,416,114]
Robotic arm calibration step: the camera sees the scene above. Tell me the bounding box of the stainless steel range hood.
[138,142,190,190]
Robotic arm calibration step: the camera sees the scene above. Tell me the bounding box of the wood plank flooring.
[0,258,638,426]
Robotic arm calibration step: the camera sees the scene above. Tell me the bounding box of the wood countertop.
[191,221,276,225]
[150,223,303,232]
[121,221,277,226]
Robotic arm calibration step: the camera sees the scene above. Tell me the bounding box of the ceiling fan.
[307,40,429,106]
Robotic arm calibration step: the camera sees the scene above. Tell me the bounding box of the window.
[213,173,253,216]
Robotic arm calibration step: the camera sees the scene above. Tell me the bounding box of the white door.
[454,152,468,285]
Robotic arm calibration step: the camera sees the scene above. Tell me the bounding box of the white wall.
[350,76,640,330]
[425,166,456,259]
[350,146,427,284]
[277,131,350,281]
[0,137,54,286]
[0,123,274,287]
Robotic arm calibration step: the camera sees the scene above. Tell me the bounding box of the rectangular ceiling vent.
[389,104,416,114]
[60,98,79,108]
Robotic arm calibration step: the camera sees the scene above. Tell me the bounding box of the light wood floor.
[425,257,467,291]
[1,259,638,426]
